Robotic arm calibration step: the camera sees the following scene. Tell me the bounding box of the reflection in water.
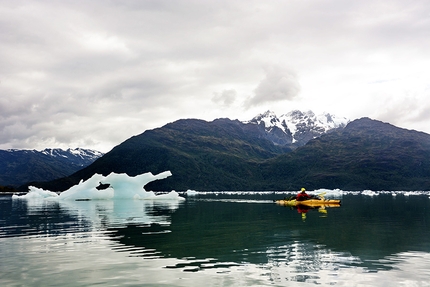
[264,241,361,284]
[292,204,334,221]
[1,193,430,286]
[58,199,181,228]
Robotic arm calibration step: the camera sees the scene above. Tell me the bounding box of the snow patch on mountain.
[4,148,104,167]
[0,148,105,187]
[246,110,349,146]
[39,148,104,165]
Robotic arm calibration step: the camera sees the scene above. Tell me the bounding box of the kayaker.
[296,187,311,201]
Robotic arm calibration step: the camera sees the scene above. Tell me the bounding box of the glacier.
[12,170,185,201]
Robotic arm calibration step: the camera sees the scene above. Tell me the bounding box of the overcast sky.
[1,0,430,152]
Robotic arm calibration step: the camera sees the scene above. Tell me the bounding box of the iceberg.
[13,171,185,201]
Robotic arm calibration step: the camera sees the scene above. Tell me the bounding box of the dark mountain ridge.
[0,148,103,187]
[29,117,430,192]
[6,109,347,190]
[30,118,291,191]
[259,117,430,190]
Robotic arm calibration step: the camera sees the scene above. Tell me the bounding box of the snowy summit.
[246,110,349,146]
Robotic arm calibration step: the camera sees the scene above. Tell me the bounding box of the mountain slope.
[31,117,430,192]
[32,118,291,191]
[260,117,430,190]
[8,109,346,189]
[0,148,103,187]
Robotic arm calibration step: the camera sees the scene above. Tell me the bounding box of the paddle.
[317,192,326,200]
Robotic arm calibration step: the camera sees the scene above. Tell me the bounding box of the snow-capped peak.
[37,148,104,165]
[248,110,284,131]
[66,148,104,159]
[246,110,349,146]
[281,110,348,132]
[316,112,349,129]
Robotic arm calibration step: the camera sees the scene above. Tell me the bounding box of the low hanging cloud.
[212,89,237,107]
[244,66,300,108]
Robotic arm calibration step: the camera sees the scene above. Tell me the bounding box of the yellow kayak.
[275,198,341,207]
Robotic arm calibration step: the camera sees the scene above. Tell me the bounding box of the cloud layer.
[1,0,430,151]
[246,66,300,108]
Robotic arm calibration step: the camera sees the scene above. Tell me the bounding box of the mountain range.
[0,148,103,187]
[3,110,342,189]
[26,111,430,192]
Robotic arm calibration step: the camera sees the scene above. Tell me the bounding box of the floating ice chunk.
[12,186,59,199]
[147,190,185,200]
[57,171,174,200]
[13,171,184,201]
[311,188,342,198]
[362,190,378,196]
[185,189,198,196]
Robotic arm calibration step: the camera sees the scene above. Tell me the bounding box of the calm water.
[1,191,430,286]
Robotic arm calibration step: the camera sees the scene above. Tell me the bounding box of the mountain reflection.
[5,192,430,274]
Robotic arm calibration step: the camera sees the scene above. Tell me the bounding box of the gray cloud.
[373,91,430,133]
[212,89,237,107]
[1,0,430,151]
[245,66,300,108]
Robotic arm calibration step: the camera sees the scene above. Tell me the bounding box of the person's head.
[301,187,306,193]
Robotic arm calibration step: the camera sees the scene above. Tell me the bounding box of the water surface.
[1,192,429,286]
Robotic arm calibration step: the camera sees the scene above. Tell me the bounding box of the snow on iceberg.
[13,171,185,201]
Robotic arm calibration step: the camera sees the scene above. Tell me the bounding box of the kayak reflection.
[274,197,341,220]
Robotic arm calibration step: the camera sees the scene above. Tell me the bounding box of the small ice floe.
[312,188,343,198]
[185,189,198,196]
[147,190,185,201]
[362,190,378,196]
[12,186,59,199]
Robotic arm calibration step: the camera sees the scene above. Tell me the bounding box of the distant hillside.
[16,109,347,191]
[0,148,103,187]
[30,117,430,192]
[259,118,430,190]
[30,118,291,191]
